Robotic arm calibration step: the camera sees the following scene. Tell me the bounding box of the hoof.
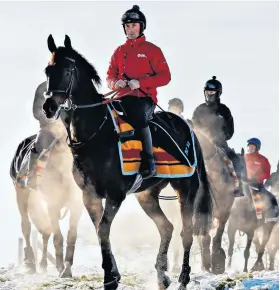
[158,275,171,289]
[39,261,47,273]
[104,278,119,290]
[178,284,187,290]
[212,248,226,275]
[201,263,211,273]
[59,266,72,278]
[57,266,65,276]
[251,261,265,272]
[24,263,36,275]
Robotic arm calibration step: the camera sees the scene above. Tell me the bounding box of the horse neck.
[71,80,113,145]
[48,141,73,171]
[195,131,217,160]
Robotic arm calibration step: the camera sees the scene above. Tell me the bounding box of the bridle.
[44,56,132,150]
[44,56,109,150]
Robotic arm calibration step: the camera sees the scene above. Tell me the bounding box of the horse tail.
[193,134,214,236]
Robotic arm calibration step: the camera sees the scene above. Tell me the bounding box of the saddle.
[12,134,57,187]
[109,102,197,178]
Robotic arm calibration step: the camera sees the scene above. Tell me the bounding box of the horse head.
[42,34,105,147]
[43,34,101,117]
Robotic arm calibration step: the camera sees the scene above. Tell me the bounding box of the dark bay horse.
[42,34,213,290]
[10,124,83,277]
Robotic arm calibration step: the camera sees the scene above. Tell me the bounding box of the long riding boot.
[139,126,157,179]
[26,150,40,189]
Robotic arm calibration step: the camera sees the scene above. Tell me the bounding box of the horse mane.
[51,46,102,87]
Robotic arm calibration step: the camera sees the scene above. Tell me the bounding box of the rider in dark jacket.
[192,76,234,154]
[26,81,57,188]
[192,76,243,196]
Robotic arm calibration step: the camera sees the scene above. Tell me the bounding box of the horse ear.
[241,147,245,156]
[64,35,72,49]
[47,34,57,53]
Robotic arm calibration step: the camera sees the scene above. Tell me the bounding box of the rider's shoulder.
[258,153,270,164]
[219,103,232,113]
[196,103,208,110]
[112,44,125,55]
[219,103,229,109]
[143,40,161,50]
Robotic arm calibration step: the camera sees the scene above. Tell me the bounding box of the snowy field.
[0,189,278,290]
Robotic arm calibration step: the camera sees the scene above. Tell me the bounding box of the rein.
[59,88,134,150]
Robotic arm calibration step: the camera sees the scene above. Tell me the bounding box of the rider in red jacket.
[244,138,271,184]
[106,5,171,179]
[244,137,278,220]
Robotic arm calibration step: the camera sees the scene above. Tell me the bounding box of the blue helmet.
[247,137,261,150]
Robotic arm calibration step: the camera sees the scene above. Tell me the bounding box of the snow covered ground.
[0,193,278,290]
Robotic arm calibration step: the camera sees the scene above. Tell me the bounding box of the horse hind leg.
[28,190,52,273]
[268,244,278,270]
[243,231,254,272]
[48,205,64,276]
[16,187,36,274]
[136,185,173,290]
[170,177,198,290]
[251,223,274,272]
[227,218,237,269]
[172,219,183,273]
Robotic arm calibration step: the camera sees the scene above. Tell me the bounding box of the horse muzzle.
[43,97,60,119]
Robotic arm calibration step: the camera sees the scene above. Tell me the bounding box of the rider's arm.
[33,82,47,121]
[260,156,271,183]
[219,104,234,140]
[138,47,171,88]
[106,48,120,90]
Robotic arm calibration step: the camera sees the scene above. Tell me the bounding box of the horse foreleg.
[60,201,83,278]
[243,231,253,272]
[136,188,173,290]
[177,188,195,290]
[251,223,274,271]
[39,230,51,272]
[268,244,278,270]
[98,196,123,290]
[198,233,211,272]
[227,219,236,269]
[211,213,229,274]
[16,187,36,274]
[48,206,64,275]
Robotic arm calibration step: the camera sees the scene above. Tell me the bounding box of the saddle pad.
[108,106,196,178]
[251,189,264,220]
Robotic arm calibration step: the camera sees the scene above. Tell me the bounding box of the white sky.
[0,1,278,265]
